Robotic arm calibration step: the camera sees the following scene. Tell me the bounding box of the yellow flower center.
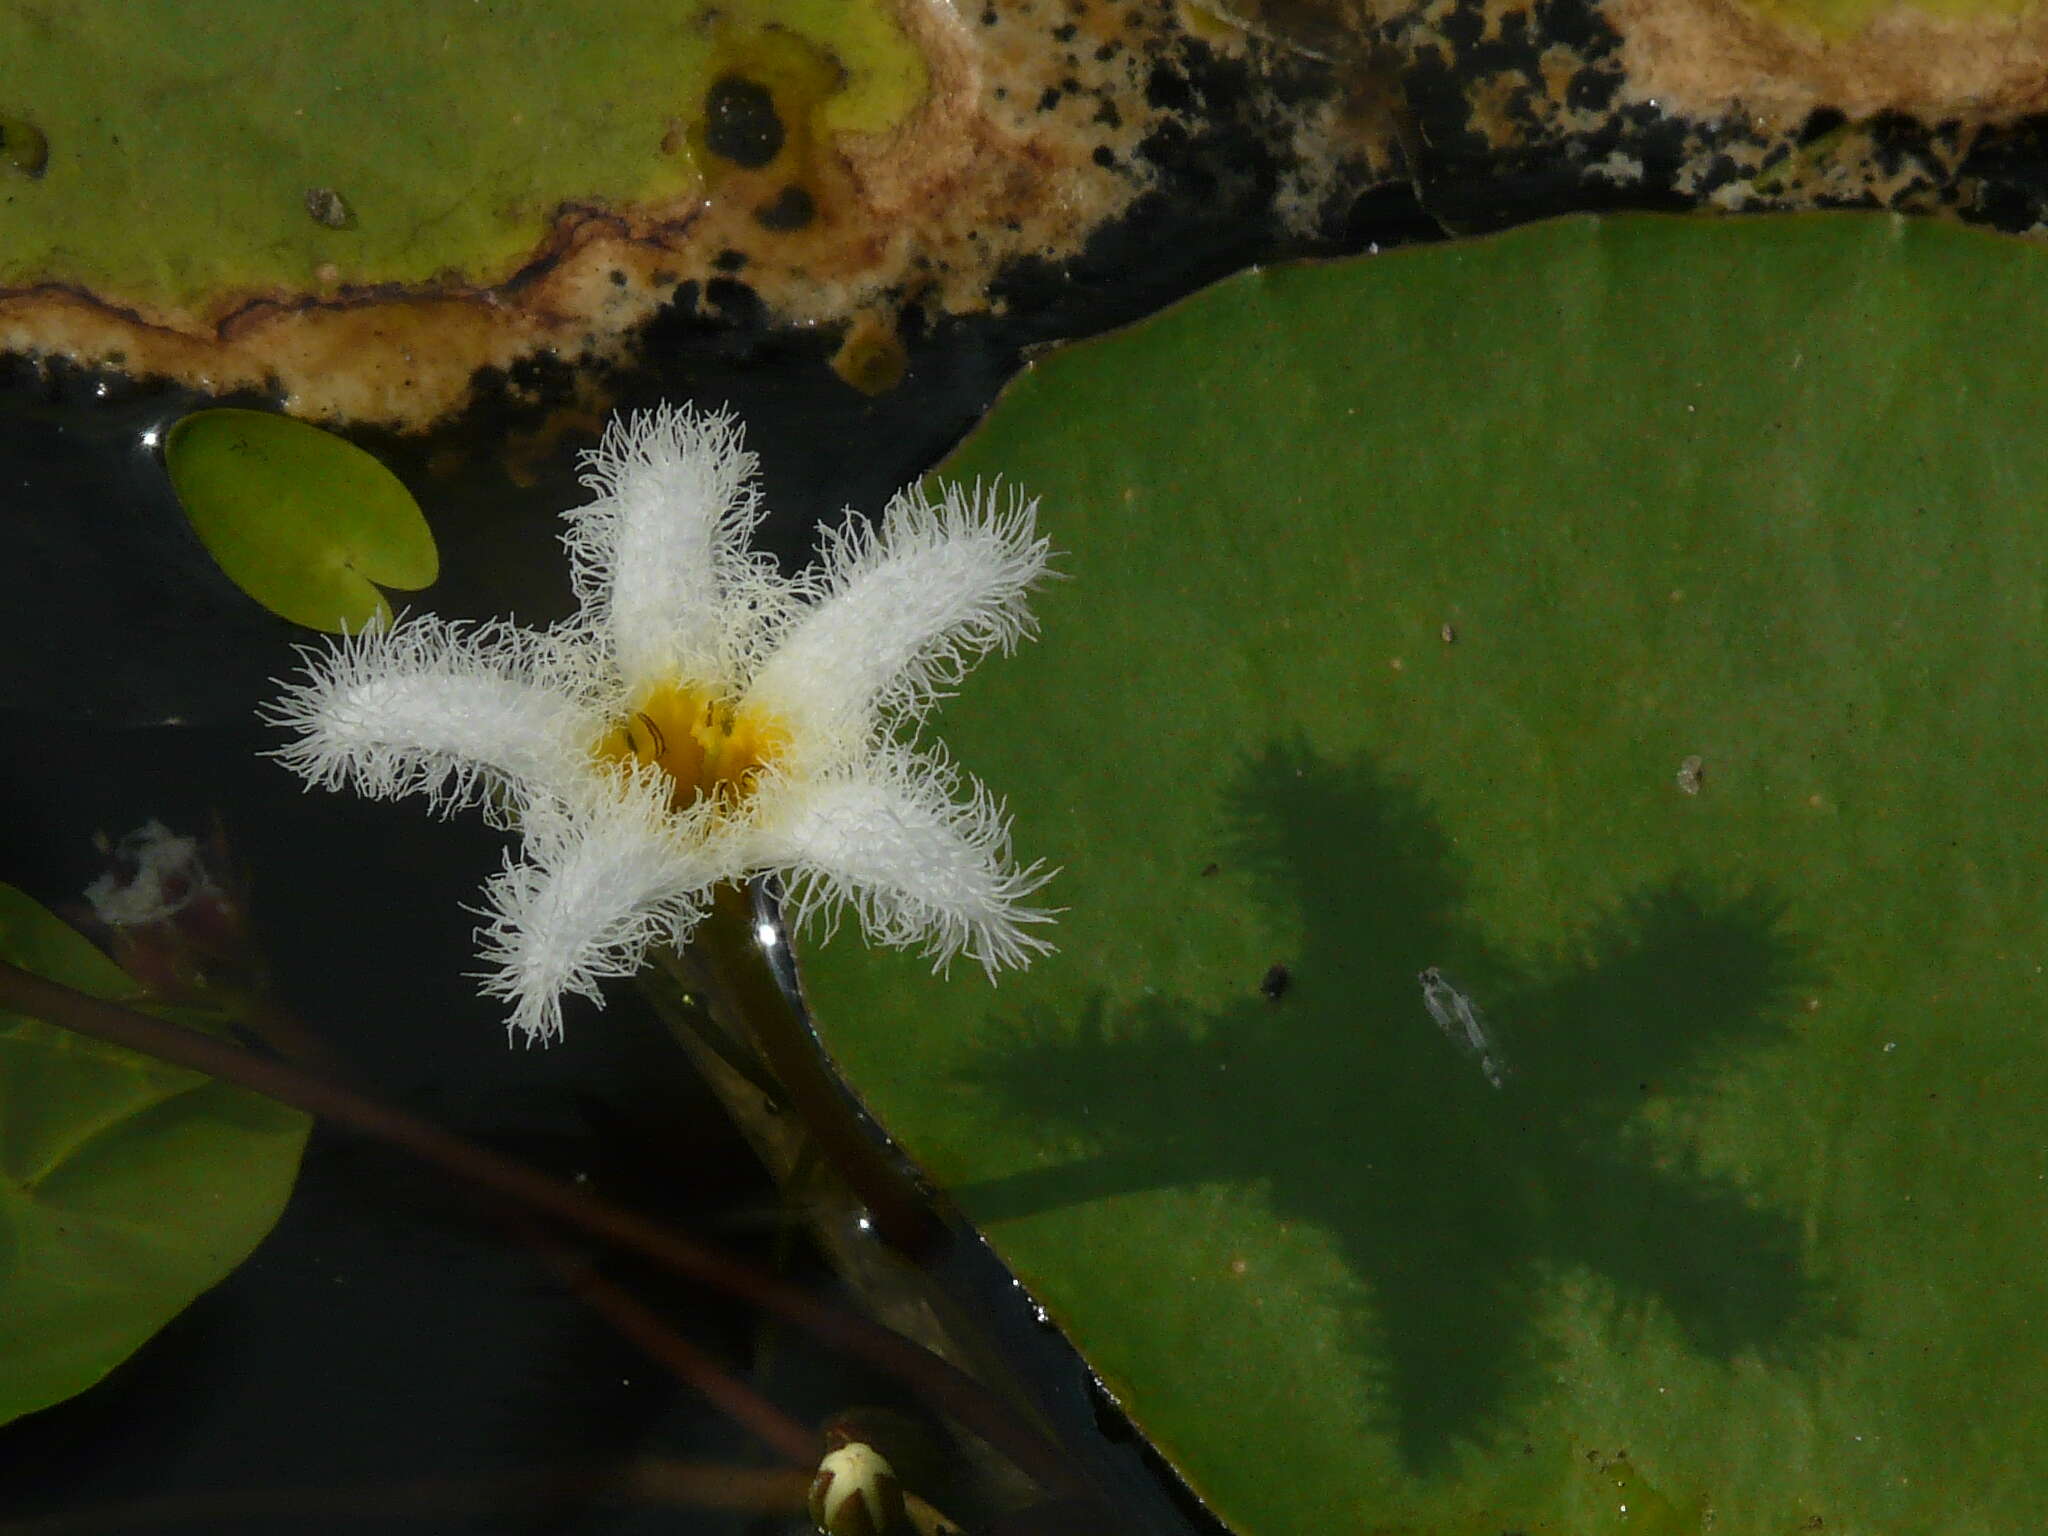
[594,679,790,812]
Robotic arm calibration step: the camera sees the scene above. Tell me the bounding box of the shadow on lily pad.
[955,741,1838,1470]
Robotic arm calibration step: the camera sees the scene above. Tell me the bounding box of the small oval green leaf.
[0,882,311,1425]
[165,408,438,632]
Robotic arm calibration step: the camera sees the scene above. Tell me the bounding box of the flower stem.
[0,959,1092,1508]
[690,883,949,1261]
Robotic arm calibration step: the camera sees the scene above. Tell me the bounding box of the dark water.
[0,147,1326,1535]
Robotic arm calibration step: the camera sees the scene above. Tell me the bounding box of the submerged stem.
[515,1214,820,1466]
[0,959,1091,1508]
[689,882,948,1261]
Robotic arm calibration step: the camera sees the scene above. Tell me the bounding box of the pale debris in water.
[1418,966,1508,1088]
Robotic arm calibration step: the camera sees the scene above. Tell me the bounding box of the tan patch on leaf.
[0,0,1175,431]
[1605,0,2048,126]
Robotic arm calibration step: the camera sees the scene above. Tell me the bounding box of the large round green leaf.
[0,0,923,307]
[166,408,438,632]
[0,884,311,1424]
[802,214,2048,1533]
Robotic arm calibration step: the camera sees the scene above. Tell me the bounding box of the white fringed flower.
[265,403,1056,1043]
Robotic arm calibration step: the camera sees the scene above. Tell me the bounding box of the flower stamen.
[595,678,790,812]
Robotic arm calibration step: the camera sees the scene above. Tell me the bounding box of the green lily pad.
[0,883,311,1425]
[165,408,438,632]
[0,0,923,309]
[801,214,2048,1533]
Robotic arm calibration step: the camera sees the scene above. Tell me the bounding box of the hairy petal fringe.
[564,402,788,689]
[474,776,733,1044]
[744,481,1050,764]
[750,747,1058,979]
[261,617,598,823]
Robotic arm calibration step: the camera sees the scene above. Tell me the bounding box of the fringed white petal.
[743,481,1050,764]
[473,775,733,1043]
[263,617,599,823]
[748,747,1058,978]
[564,403,789,689]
